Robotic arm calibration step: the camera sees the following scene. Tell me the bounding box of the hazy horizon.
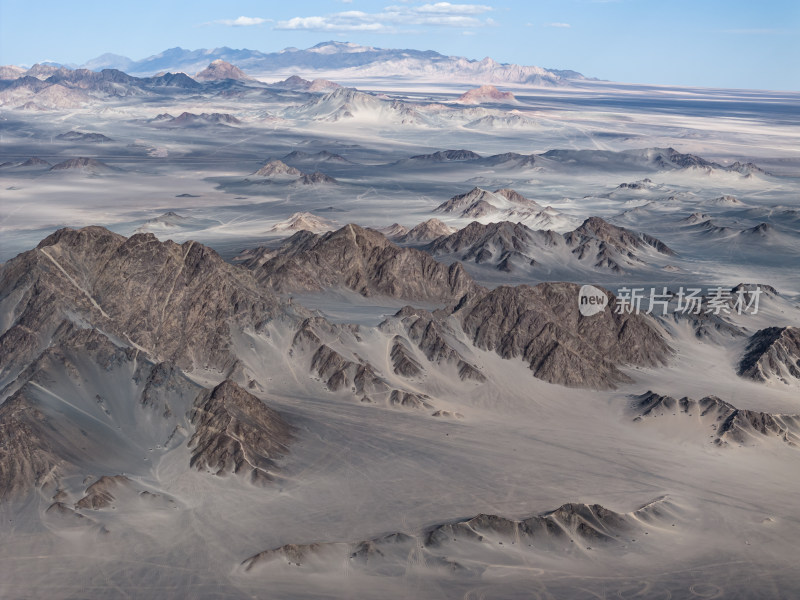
[1,0,798,91]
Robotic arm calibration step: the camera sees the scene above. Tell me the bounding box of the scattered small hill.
[286,88,423,124]
[537,147,768,175]
[159,112,241,126]
[465,113,535,129]
[397,218,455,243]
[251,159,303,179]
[479,152,537,168]
[269,212,337,234]
[375,223,410,240]
[194,59,252,82]
[632,391,800,447]
[567,216,675,257]
[270,75,341,92]
[242,496,678,574]
[48,157,117,174]
[249,159,336,185]
[307,78,342,93]
[133,211,219,235]
[457,84,517,105]
[296,171,337,186]
[727,161,769,176]
[409,149,481,162]
[1,82,92,109]
[55,131,112,143]
[617,178,655,190]
[739,222,774,238]
[705,195,745,207]
[18,156,51,168]
[434,187,574,230]
[681,212,712,225]
[435,186,539,217]
[281,150,351,165]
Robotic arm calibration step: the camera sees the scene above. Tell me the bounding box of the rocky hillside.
[425,217,674,274]
[455,283,671,389]
[244,224,482,303]
[738,327,800,383]
[632,391,800,447]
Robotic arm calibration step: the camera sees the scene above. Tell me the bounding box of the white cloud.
[545,22,571,28]
[215,16,270,27]
[278,16,387,32]
[413,2,492,14]
[275,3,494,32]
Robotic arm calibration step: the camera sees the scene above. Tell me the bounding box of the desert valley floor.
[1,63,799,599]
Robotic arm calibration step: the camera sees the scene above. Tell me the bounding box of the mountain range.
[14,41,587,85]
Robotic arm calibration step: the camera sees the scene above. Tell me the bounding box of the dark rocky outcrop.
[55,131,112,143]
[165,112,241,126]
[397,218,454,243]
[632,391,800,447]
[738,327,800,383]
[390,336,424,377]
[409,149,481,162]
[49,157,116,173]
[0,226,287,377]
[189,380,295,484]
[75,475,133,509]
[567,217,674,257]
[456,282,671,389]
[297,171,337,185]
[242,497,676,573]
[293,318,437,409]
[0,390,65,500]
[311,344,390,396]
[387,306,486,383]
[247,224,482,302]
[425,217,673,274]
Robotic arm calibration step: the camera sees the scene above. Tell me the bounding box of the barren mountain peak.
[194,58,250,81]
[457,84,517,104]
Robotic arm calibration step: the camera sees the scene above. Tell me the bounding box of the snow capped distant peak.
[309,41,374,55]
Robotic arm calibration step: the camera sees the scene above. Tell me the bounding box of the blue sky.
[0,0,798,90]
